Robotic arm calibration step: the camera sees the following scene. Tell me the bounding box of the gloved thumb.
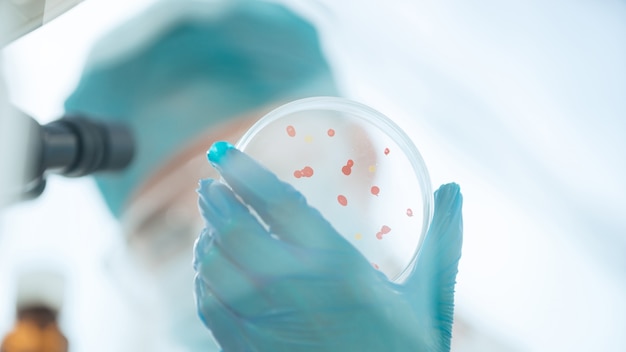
[404,183,463,349]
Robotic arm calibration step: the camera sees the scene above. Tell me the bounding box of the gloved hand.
[194,141,463,352]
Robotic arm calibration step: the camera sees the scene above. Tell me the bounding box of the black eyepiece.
[42,116,134,177]
[10,109,135,201]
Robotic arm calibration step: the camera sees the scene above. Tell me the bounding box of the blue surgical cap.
[64,1,338,217]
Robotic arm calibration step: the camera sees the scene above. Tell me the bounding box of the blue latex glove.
[194,141,463,352]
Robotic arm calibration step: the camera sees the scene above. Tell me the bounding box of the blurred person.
[64,0,463,351]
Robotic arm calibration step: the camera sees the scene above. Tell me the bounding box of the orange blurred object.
[1,306,68,352]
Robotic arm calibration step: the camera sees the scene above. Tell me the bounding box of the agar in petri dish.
[236,97,433,283]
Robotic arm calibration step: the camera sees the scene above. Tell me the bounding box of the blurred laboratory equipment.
[0,269,68,352]
[8,109,134,202]
[0,0,84,47]
[1,0,135,205]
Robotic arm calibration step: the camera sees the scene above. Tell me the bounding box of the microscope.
[9,109,134,200]
[0,0,135,203]
[0,3,134,349]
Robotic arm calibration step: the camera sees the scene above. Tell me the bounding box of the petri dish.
[236,97,432,283]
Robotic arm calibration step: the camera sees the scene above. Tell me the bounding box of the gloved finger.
[416,183,463,289]
[195,238,275,318]
[207,141,351,250]
[196,179,327,316]
[194,275,253,351]
[197,179,308,276]
[193,228,212,273]
[405,183,463,348]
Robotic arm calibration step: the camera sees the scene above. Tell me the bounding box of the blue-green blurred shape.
[65,0,338,217]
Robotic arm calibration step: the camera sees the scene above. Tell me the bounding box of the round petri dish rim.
[236,96,433,283]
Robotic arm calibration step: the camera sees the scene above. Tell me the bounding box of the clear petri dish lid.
[236,96,433,283]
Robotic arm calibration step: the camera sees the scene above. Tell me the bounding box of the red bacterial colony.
[372,262,380,270]
[384,147,390,155]
[342,159,354,175]
[293,166,314,179]
[337,195,348,206]
[370,186,380,196]
[375,225,391,240]
[286,125,296,137]
[327,128,336,137]
[406,208,413,217]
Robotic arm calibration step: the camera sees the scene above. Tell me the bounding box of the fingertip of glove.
[197,178,216,213]
[434,183,462,212]
[193,229,211,272]
[435,183,460,199]
[207,141,236,166]
[198,178,214,193]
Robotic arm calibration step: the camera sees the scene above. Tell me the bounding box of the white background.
[1,0,625,351]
